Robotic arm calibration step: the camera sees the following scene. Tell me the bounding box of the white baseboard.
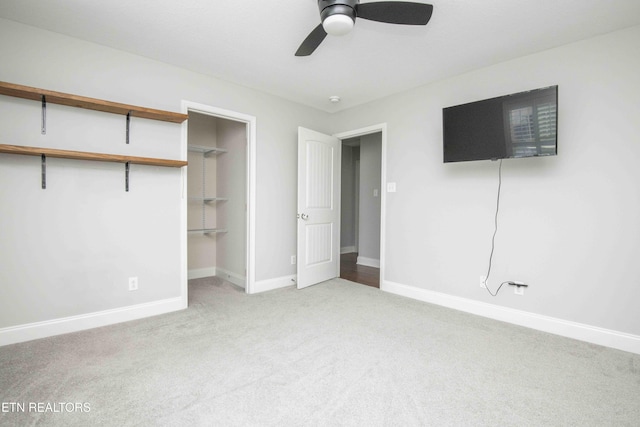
[357,256,380,268]
[341,246,356,254]
[382,280,640,355]
[216,267,246,289]
[253,274,296,294]
[188,267,217,280]
[0,297,185,347]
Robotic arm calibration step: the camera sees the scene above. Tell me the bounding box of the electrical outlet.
[514,285,525,296]
[480,276,487,288]
[291,255,296,265]
[128,277,138,291]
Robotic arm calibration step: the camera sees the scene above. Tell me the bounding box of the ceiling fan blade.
[357,2,433,25]
[295,24,328,57]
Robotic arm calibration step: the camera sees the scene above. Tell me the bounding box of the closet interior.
[187,112,247,288]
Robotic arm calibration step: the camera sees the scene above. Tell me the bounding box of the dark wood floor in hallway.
[340,252,380,288]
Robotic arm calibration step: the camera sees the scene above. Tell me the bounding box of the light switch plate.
[387,182,397,192]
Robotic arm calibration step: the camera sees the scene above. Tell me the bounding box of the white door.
[297,127,341,289]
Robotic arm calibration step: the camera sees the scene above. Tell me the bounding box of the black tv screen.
[443,86,558,163]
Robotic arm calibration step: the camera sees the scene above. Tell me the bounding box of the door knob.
[300,213,309,220]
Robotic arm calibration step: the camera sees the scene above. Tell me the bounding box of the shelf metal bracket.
[41,95,47,135]
[126,111,131,144]
[125,161,130,192]
[41,154,46,189]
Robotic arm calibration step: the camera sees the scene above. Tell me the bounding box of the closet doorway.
[183,102,256,294]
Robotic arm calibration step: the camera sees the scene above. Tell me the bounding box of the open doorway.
[187,112,246,285]
[339,131,383,288]
[181,101,256,300]
[295,124,386,291]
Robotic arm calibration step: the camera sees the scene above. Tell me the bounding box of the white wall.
[0,19,329,340]
[358,133,382,263]
[216,118,247,281]
[331,25,640,341]
[340,144,357,251]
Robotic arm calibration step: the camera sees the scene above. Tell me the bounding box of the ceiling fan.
[295,0,434,56]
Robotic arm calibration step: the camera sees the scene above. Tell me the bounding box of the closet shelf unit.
[188,144,227,235]
[0,81,188,190]
[188,197,229,203]
[187,228,228,235]
[188,145,228,156]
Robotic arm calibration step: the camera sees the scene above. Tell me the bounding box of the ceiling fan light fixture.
[322,14,355,36]
[296,0,433,56]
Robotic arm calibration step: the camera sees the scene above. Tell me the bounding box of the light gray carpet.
[1,277,639,426]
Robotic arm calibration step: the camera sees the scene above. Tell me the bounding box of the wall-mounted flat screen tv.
[443,86,558,163]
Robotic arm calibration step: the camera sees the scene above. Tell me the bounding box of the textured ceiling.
[1,0,639,112]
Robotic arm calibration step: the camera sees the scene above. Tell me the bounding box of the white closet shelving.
[187,145,227,234]
[187,145,227,156]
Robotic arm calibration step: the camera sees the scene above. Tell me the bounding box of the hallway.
[339,252,380,288]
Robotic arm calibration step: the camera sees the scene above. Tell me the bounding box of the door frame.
[334,123,387,286]
[180,100,257,299]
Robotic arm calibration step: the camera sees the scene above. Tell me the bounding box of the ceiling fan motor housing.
[318,0,358,23]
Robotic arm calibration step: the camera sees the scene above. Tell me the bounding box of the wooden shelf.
[0,81,188,123]
[0,144,187,168]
